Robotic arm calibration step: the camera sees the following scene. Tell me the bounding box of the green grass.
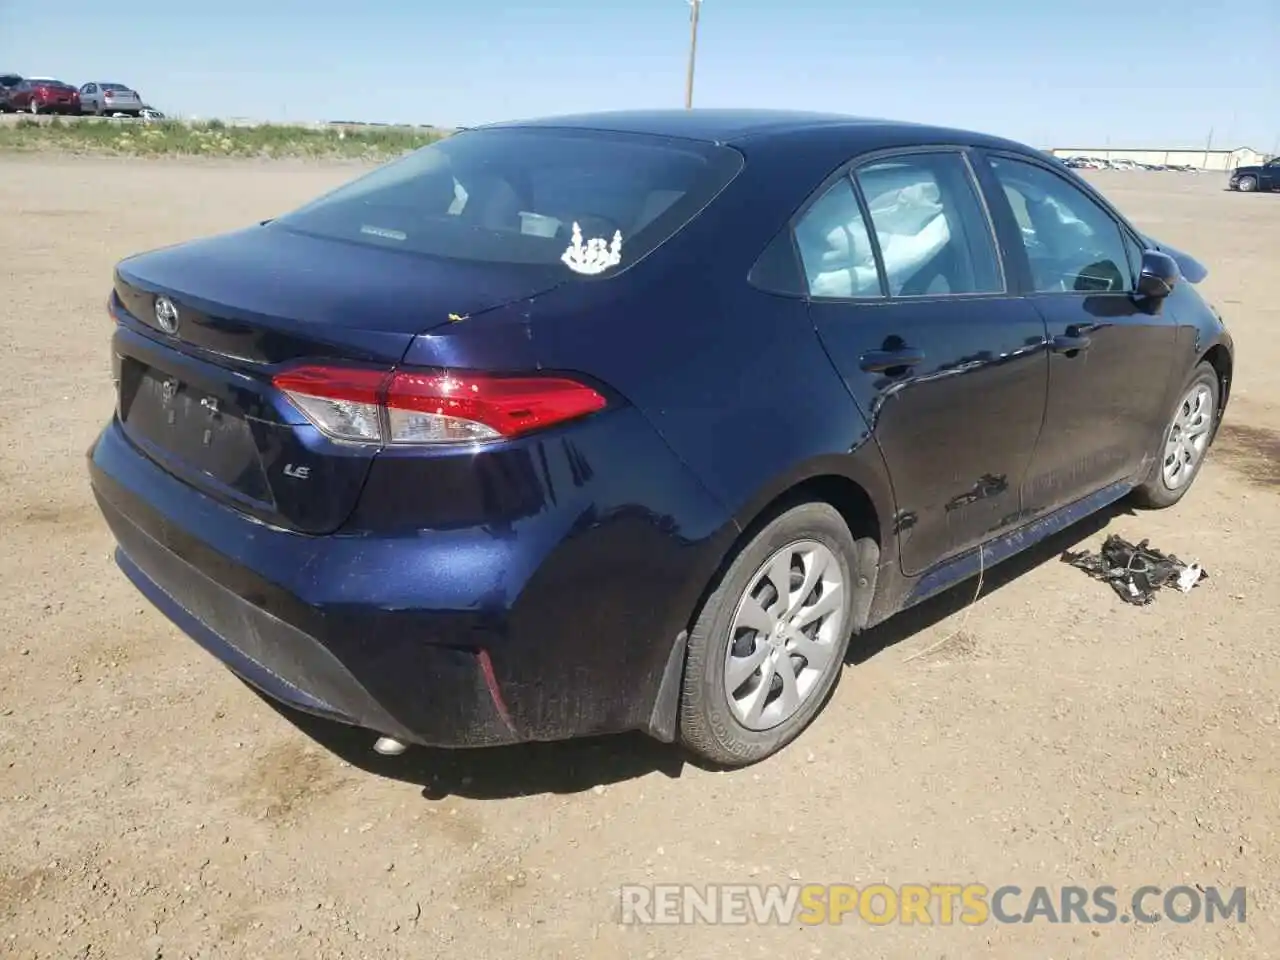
[0,117,446,159]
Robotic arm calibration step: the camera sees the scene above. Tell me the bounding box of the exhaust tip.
[373,736,408,756]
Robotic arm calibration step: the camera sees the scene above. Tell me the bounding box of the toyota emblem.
[154,296,180,335]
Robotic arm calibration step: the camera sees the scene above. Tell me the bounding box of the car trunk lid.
[112,224,565,533]
[37,83,74,98]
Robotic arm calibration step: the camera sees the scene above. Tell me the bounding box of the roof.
[471,109,1041,170]
[483,108,917,144]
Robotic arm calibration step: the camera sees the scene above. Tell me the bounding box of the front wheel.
[1131,361,1220,509]
[679,502,861,766]
[1237,176,1258,193]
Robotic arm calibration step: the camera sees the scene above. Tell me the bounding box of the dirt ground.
[1,156,1277,960]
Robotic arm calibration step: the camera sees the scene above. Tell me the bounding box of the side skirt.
[903,479,1134,609]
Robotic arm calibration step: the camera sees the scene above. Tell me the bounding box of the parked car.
[5,77,79,114]
[1228,157,1280,193]
[138,106,166,121]
[79,81,144,116]
[88,109,1234,766]
[0,73,23,111]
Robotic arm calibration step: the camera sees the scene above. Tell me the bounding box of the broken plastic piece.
[1060,534,1208,606]
[1177,563,1203,593]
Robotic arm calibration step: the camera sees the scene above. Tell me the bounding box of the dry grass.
[0,116,444,159]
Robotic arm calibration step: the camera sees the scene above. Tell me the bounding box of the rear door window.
[854,152,1004,297]
[793,177,883,298]
[274,127,743,274]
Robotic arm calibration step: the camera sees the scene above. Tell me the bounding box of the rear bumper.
[95,468,520,746]
[88,409,733,748]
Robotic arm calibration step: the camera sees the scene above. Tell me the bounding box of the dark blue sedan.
[89,109,1234,766]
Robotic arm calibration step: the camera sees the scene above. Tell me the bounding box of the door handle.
[1051,334,1092,355]
[859,347,925,373]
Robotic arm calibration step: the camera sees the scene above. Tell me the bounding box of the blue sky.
[2,0,1276,150]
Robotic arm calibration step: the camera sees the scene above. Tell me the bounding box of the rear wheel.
[1131,361,1219,509]
[1237,176,1257,193]
[679,502,860,766]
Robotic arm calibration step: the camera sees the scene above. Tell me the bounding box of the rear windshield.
[101,83,131,91]
[273,126,743,273]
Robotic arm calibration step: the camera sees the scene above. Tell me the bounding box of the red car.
[4,77,80,114]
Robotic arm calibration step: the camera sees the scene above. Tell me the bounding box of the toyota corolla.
[88,110,1233,766]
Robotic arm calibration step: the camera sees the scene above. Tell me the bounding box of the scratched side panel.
[809,297,1051,577]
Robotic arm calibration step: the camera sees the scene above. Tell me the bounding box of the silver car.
[79,82,144,116]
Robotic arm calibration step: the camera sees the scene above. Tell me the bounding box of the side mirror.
[1137,250,1179,299]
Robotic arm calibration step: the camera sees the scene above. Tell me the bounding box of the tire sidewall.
[1137,362,1220,508]
[1238,177,1257,192]
[685,502,856,764]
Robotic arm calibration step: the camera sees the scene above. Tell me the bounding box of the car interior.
[796,159,994,299]
[305,142,703,267]
[994,169,1129,293]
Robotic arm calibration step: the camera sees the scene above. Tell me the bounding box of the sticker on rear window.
[360,224,407,242]
[561,222,622,276]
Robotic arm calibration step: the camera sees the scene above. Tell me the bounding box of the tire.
[1131,361,1220,509]
[679,501,860,766]
[1237,176,1257,193]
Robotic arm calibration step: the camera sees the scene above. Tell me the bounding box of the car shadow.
[254,499,1131,800]
[252,691,687,801]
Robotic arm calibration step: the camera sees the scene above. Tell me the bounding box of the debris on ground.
[1060,534,1208,605]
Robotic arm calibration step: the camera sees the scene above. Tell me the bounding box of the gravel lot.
[1,157,1277,959]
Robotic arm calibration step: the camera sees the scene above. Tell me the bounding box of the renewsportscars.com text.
[620,883,1247,926]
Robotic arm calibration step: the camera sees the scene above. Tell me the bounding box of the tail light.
[272,365,609,445]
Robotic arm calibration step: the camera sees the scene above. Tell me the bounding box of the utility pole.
[685,0,703,110]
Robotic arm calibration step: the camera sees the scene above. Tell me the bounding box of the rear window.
[273,127,743,274]
[101,83,130,91]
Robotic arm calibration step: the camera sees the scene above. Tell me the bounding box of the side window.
[793,177,882,298]
[748,228,806,297]
[855,153,1003,296]
[987,156,1134,294]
